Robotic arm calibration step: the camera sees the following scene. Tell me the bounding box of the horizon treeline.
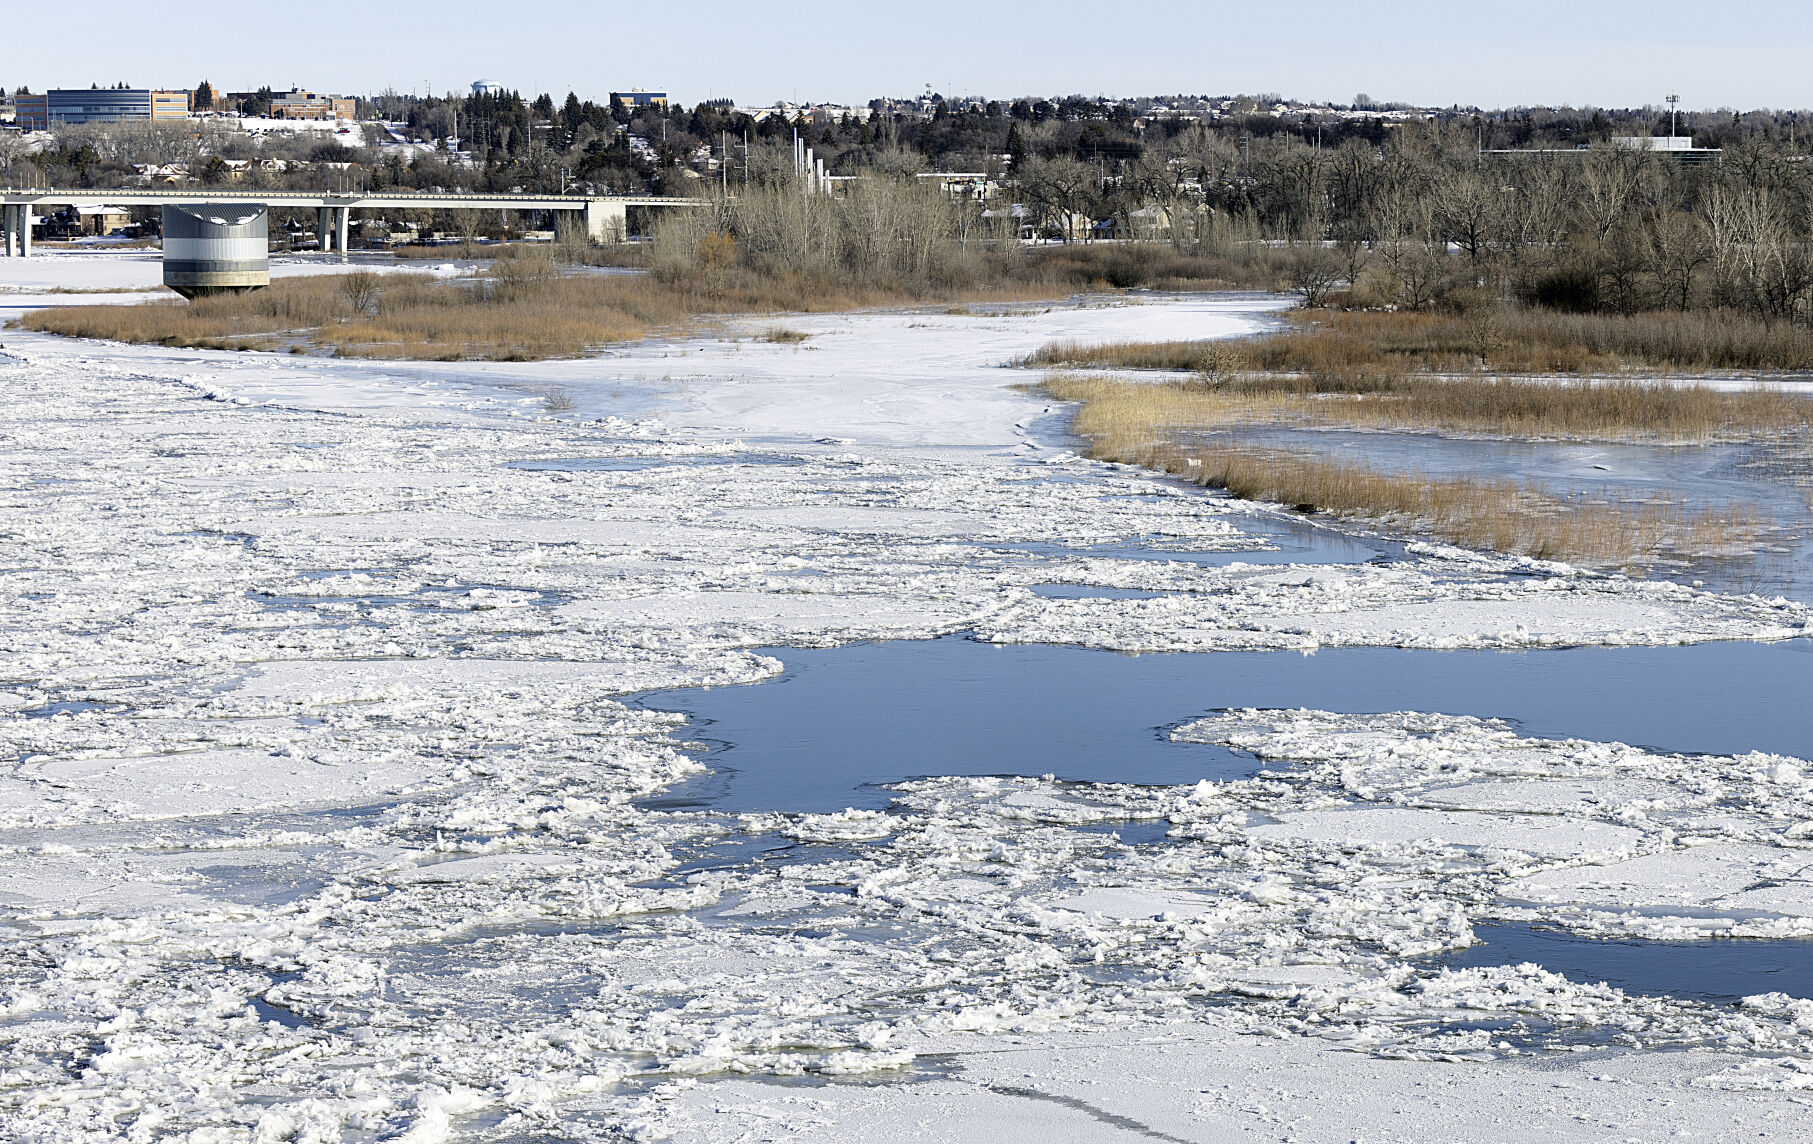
[10,86,1811,199]
[11,86,1813,322]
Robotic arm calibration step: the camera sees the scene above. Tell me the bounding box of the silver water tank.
[162,204,270,298]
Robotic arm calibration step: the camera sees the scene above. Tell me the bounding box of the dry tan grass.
[756,326,813,344]
[24,249,1083,361]
[1026,339,1251,373]
[1031,304,1813,377]
[1036,352,1813,443]
[23,272,650,361]
[1045,373,1765,566]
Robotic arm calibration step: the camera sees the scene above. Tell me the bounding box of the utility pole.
[1667,93,1680,141]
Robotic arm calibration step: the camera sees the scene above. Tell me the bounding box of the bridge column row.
[315,208,354,255]
[2,205,33,258]
[316,208,352,255]
[584,200,627,244]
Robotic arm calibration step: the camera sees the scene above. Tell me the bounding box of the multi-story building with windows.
[14,87,191,130]
[610,89,667,109]
[269,90,357,121]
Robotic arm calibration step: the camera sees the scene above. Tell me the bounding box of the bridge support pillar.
[317,207,334,254]
[1,205,12,257]
[337,207,352,254]
[17,206,30,259]
[584,199,627,244]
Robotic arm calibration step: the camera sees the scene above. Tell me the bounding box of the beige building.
[270,90,357,121]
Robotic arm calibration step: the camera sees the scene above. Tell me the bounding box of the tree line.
[13,84,1813,321]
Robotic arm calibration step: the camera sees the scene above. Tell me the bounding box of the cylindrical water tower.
[162,204,270,298]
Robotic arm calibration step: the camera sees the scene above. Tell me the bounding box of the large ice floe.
[1,272,1811,1141]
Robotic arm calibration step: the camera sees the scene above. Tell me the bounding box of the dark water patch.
[1070,821,1174,846]
[250,997,312,1029]
[508,453,801,473]
[194,863,331,908]
[20,700,112,719]
[998,511,1402,571]
[637,635,1812,814]
[1435,923,1813,1005]
[248,580,567,613]
[1030,585,1173,600]
[995,531,1390,571]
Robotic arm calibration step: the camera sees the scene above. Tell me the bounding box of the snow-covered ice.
[1,261,1811,1140]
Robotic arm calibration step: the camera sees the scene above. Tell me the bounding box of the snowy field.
[0,253,460,325]
[1,256,1811,1141]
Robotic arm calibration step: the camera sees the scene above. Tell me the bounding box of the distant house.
[133,163,190,185]
[914,172,999,202]
[76,205,132,235]
[36,204,133,238]
[808,105,873,125]
[209,158,253,182]
[1123,204,1177,241]
[1053,210,1096,243]
[981,203,1036,242]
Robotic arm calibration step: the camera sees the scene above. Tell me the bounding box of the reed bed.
[1046,373,1765,566]
[1036,355,1813,443]
[20,258,1057,361]
[24,232,1131,358]
[21,273,646,360]
[1029,304,1813,378]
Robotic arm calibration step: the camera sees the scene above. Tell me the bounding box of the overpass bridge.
[0,190,705,257]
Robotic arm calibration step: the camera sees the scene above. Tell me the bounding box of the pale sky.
[13,1,1810,112]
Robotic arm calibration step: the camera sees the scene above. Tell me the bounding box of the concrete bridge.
[0,190,705,257]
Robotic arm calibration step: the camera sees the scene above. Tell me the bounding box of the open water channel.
[619,360,1813,1010]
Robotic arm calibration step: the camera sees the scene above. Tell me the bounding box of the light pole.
[1666,94,1681,141]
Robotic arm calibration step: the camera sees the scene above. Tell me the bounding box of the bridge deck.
[0,190,700,210]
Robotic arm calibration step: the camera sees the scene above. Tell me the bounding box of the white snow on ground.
[1,259,1812,1139]
[0,250,431,294]
[0,252,459,330]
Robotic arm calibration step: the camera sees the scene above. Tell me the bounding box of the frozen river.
[1,255,1812,1141]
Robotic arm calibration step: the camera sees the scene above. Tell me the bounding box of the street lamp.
[1666,94,1681,141]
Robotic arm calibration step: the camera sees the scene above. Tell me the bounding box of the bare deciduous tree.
[1287,244,1345,307]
